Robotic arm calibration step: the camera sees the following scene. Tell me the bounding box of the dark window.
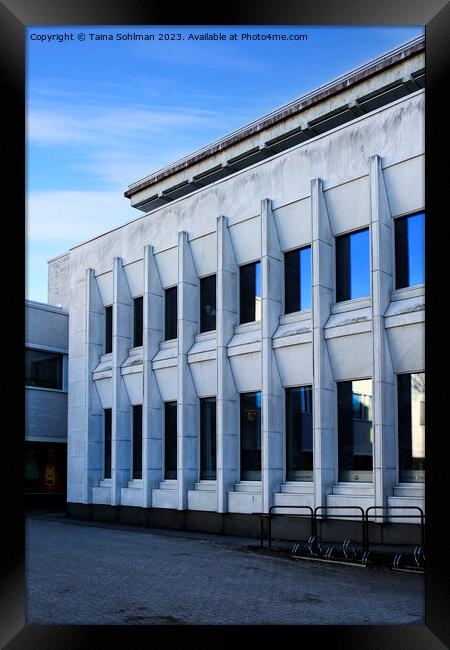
[200,397,216,480]
[398,373,425,482]
[104,408,112,479]
[336,228,370,302]
[240,392,261,481]
[165,287,177,340]
[105,305,113,354]
[164,401,177,480]
[239,261,261,324]
[200,275,216,333]
[338,379,373,482]
[25,349,63,389]
[132,404,143,480]
[286,386,313,481]
[133,297,143,347]
[395,212,425,289]
[284,246,312,314]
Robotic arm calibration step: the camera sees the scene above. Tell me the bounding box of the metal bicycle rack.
[300,506,370,567]
[257,503,425,572]
[257,505,314,549]
[365,506,425,573]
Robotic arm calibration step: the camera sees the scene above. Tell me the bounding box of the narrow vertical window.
[132,404,143,480]
[133,297,143,347]
[200,397,216,480]
[164,401,177,480]
[398,373,425,482]
[284,246,312,314]
[165,287,177,340]
[200,275,216,333]
[338,379,373,482]
[336,228,370,302]
[240,392,261,481]
[105,305,113,354]
[104,408,112,479]
[395,212,425,289]
[239,261,261,324]
[285,386,313,481]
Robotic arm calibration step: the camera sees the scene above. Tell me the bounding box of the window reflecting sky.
[350,229,370,299]
[407,212,425,286]
[300,246,312,310]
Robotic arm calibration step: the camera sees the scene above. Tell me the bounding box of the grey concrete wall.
[25,300,68,444]
[26,300,68,350]
[25,388,68,440]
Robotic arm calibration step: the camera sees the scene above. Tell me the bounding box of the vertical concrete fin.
[217,214,237,274]
[216,215,239,513]
[261,197,282,261]
[370,155,396,514]
[370,154,392,228]
[177,231,199,510]
[311,178,334,246]
[142,245,164,507]
[84,268,105,503]
[311,178,336,509]
[261,198,283,512]
[111,257,133,506]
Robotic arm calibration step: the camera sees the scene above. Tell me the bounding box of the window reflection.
[104,408,112,479]
[25,349,63,390]
[200,397,216,480]
[240,262,261,324]
[336,228,370,302]
[200,275,216,333]
[395,212,425,289]
[165,287,177,340]
[240,392,261,480]
[338,379,373,482]
[164,401,177,479]
[286,386,313,481]
[284,246,312,314]
[132,404,142,480]
[398,373,425,482]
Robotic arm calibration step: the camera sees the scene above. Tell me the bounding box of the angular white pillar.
[142,245,164,507]
[369,155,396,514]
[83,268,104,503]
[311,178,336,508]
[216,215,239,513]
[177,232,199,510]
[111,257,132,506]
[261,198,284,512]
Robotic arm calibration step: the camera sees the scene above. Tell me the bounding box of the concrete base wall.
[66,502,423,546]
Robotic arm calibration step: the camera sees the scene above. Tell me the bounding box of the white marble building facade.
[50,37,425,530]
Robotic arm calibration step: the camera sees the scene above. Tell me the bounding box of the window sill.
[160,338,177,350]
[25,385,67,394]
[195,330,216,343]
[390,284,424,302]
[235,320,261,335]
[331,296,371,314]
[279,309,312,326]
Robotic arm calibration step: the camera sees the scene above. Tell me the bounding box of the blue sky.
[26,25,424,303]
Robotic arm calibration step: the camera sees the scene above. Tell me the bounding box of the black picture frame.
[4,0,448,647]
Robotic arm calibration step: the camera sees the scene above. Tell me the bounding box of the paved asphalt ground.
[26,510,424,625]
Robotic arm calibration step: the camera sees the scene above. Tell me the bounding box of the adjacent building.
[50,36,425,539]
[25,299,69,504]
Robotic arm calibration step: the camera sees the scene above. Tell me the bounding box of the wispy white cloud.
[27,190,136,244]
[27,103,228,146]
